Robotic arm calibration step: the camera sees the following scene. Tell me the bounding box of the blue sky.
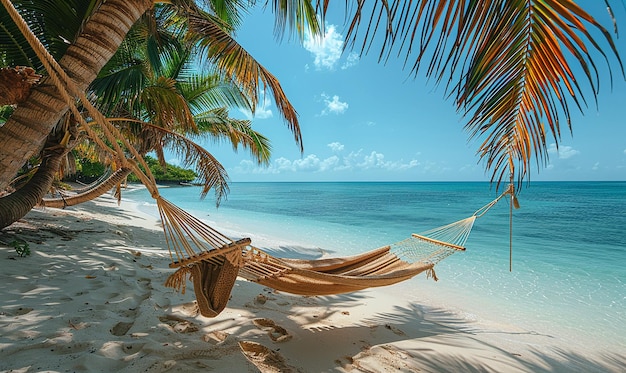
[182,2,626,182]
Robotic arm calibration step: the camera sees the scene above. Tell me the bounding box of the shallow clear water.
[128,181,626,351]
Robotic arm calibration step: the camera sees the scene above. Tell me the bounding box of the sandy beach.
[1,191,623,373]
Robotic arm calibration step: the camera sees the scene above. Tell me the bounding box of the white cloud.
[592,162,600,171]
[623,149,626,155]
[327,142,345,152]
[548,143,579,159]
[358,151,388,169]
[320,93,348,115]
[294,154,339,172]
[167,158,181,166]
[293,155,322,171]
[303,24,344,70]
[255,96,274,119]
[274,157,293,172]
[235,149,419,175]
[558,146,580,159]
[341,52,360,70]
[303,24,359,71]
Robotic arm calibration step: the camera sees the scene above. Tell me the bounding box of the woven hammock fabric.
[238,246,436,296]
[163,191,512,317]
[0,0,514,319]
[235,224,471,297]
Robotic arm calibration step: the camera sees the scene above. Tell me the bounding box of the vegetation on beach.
[126,156,197,184]
[8,239,30,257]
[0,1,623,229]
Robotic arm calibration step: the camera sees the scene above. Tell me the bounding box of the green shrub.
[9,239,30,257]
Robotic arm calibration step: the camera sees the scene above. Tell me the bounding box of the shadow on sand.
[1,204,623,373]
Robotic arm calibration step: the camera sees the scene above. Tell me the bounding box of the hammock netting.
[0,0,516,319]
[161,196,506,318]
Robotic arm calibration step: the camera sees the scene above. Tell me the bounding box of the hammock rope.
[2,0,519,318]
[229,187,515,301]
[1,0,247,308]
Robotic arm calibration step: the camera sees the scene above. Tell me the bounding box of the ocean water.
[127,181,626,352]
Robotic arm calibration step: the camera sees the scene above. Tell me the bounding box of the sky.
[177,2,626,183]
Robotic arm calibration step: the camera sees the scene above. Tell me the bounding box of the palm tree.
[0,0,321,228]
[1,0,623,225]
[0,0,320,191]
[0,119,81,228]
[0,0,154,190]
[49,5,273,204]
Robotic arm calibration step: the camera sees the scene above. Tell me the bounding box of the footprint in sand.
[253,318,292,342]
[7,307,34,316]
[239,340,297,373]
[158,314,199,333]
[171,301,200,317]
[110,321,134,336]
[254,294,268,305]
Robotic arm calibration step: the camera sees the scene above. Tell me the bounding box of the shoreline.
[1,192,623,372]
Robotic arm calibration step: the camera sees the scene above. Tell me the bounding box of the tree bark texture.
[0,0,153,191]
[0,147,66,229]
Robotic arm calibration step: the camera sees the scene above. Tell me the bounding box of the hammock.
[1,1,517,319]
[164,188,515,317]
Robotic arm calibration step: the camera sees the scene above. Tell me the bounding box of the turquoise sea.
[127,181,625,353]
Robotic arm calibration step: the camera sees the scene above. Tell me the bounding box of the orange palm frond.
[334,0,622,187]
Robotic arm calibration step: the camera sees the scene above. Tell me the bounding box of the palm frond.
[0,0,103,69]
[104,116,230,204]
[205,0,249,29]
[145,121,230,203]
[268,0,324,42]
[91,59,147,115]
[141,76,197,133]
[187,11,304,151]
[335,0,622,186]
[194,109,272,165]
[180,72,254,115]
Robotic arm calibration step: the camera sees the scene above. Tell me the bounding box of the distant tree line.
[76,155,197,184]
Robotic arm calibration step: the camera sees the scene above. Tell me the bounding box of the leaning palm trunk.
[0,147,67,229]
[0,0,153,191]
[40,167,132,208]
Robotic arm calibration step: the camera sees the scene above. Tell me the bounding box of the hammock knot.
[426,267,438,282]
[226,247,245,268]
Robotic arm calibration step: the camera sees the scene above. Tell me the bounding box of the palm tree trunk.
[0,0,153,191]
[0,149,66,229]
[41,167,132,208]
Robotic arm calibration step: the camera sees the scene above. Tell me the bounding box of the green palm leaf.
[188,11,303,150]
[132,119,231,203]
[141,77,197,132]
[0,0,103,69]
[179,72,253,115]
[194,108,272,165]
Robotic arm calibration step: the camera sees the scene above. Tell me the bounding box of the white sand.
[1,192,623,372]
